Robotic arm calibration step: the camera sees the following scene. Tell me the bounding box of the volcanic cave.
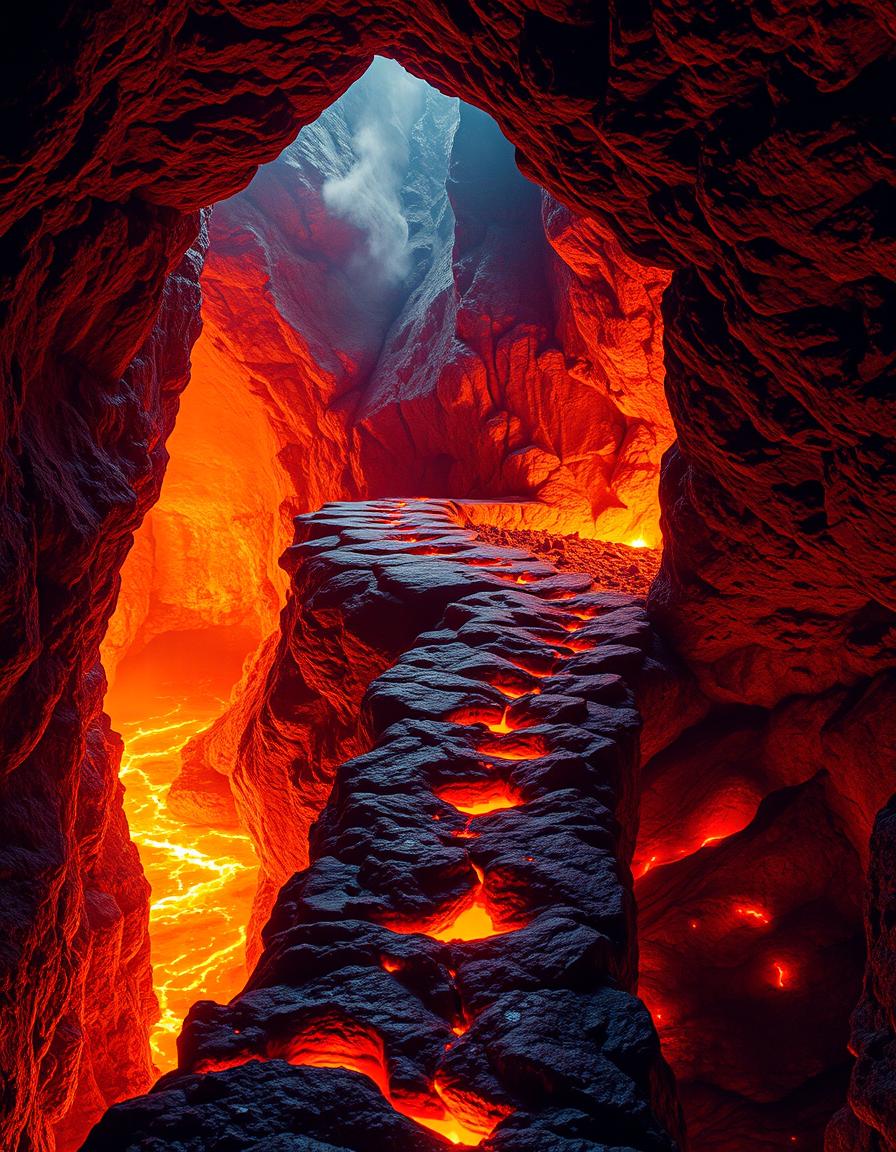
[1,7,894,1152]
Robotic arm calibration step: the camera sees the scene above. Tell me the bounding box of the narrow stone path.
[84,499,681,1151]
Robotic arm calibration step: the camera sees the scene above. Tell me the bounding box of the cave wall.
[0,225,207,1152]
[1,2,894,1149]
[828,795,896,1152]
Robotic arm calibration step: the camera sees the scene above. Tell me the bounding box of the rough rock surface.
[2,4,895,1150]
[184,493,664,953]
[827,797,896,1152]
[634,670,896,1150]
[472,521,661,597]
[83,499,681,1152]
[0,226,207,1152]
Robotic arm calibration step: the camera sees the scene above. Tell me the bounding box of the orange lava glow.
[558,638,594,653]
[447,705,532,735]
[633,812,757,881]
[491,681,541,700]
[382,866,526,943]
[103,631,259,1072]
[736,906,771,926]
[436,781,522,816]
[276,1021,508,1146]
[772,961,790,989]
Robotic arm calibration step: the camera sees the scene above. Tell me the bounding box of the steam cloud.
[322,58,427,284]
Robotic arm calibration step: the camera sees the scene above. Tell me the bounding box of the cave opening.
[7,8,890,1152]
[100,56,670,1085]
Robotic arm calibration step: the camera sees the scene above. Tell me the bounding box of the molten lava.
[103,630,259,1071]
[736,906,771,926]
[383,866,526,943]
[436,781,522,815]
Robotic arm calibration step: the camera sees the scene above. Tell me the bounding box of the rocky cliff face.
[0,226,207,1152]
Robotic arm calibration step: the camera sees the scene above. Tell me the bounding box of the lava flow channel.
[102,630,261,1076]
[113,709,259,1069]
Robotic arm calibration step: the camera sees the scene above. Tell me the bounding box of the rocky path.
[83,500,680,1151]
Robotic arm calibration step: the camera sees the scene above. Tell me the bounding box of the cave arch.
[1,5,894,1151]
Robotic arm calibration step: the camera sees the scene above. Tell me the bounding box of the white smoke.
[322,58,427,284]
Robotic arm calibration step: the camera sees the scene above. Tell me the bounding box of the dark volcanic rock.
[82,499,680,1151]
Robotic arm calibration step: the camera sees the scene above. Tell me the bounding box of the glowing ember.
[772,961,790,989]
[736,906,771,926]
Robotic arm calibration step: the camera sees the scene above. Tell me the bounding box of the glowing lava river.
[103,630,259,1071]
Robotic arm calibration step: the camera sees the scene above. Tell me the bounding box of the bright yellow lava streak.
[115,706,259,1072]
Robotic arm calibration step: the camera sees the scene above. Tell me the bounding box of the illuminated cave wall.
[194,58,670,539]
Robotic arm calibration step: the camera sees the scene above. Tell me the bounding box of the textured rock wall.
[82,499,682,1152]
[828,795,896,1152]
[0,227,207,1152]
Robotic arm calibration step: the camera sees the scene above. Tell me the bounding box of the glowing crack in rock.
[382,866,526,943]
[199,1020,510,1146]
